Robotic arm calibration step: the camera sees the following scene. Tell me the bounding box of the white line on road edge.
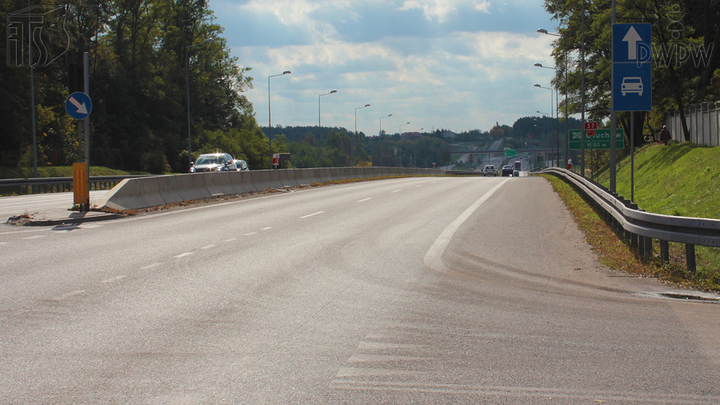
[357,198,372,203]
[301,211,325,219]
[424,179,509,273]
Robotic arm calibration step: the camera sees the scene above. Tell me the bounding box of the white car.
[190,153,236,172]
[483,165,498,176]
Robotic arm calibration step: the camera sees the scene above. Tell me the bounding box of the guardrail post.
[643,236,653,259]
[686,244,696,273]
[660,240,670,264]
[631,233,638,248]
[638,235,646,257]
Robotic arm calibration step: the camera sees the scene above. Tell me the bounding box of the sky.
[211,0,561,137]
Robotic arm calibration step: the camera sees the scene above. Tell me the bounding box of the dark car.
[190,153,236,172]
[501,165,513,176]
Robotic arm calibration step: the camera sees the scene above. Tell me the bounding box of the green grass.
[0,166,148,179]
[596,142,720,219]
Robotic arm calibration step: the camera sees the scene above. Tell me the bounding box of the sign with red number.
[584,122,598,130]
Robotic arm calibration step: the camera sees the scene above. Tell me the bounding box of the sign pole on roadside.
[612,22,651,202]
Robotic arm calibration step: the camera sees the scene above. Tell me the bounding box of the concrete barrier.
[229,171,257,194]
[252,169,284,191]
[205,172,235,197]
[175,173,212,201]
[295,168,319,186]
[97,167,447,211]
[158,175,182,205]
[96,176,165,210]
[278,169,299,188]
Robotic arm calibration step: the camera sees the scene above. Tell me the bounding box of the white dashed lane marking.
[357,198,372,203]
[22,235,46,240]
[140,263,162,270]
[174,252,194,259]
[300,211,325,219]
[101,275,127,283]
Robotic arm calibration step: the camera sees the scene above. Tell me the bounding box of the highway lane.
[2,176,720,404]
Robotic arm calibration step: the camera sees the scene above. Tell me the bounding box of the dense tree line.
[543,0,719,145]
[1,0,264,173]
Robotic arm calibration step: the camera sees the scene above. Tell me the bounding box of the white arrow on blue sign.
[65,92,93,120]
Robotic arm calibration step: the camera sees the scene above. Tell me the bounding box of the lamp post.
[534,84,555,166]
[268,70,291,169]
[354,104,371,165]
[186,38,216,169]
[318,90,337,165]
[538,28,569,170]
[379,114,392,136]
[400,121,410,135]
[534,65,560,168]
[537,111,550,166]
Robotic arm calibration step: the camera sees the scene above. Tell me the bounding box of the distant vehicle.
[190,153,236,172]
[483,165,498,177]
[621,77,643,96]
[233,159,250,171]
[501,165,513,176]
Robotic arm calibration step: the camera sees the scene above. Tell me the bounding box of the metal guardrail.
[0,175,148,195]
[542,168,720,272]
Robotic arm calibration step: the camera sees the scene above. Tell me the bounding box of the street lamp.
[268,70,291,169]
[318,90,337,165]
[534,83,555,166]
[379,114,392,136]
[538,28,569,171]
[534,65,560,168]
[186,38,216,169]
[400,121,410,135]
[354,104,371,165]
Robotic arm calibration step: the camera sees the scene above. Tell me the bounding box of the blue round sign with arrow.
[65,91,92,120]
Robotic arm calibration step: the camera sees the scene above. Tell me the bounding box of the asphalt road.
[0,190,107,221]
[2,177,719,404]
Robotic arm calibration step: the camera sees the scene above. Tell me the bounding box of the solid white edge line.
[424,179,510,273]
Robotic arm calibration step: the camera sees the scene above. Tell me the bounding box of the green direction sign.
[569,129,625,150]
[504,149,516,157]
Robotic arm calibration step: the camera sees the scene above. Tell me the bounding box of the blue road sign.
[614,63,652,111]
[613,24,652,63]
[65,92,92,119]
[613,23,652,112]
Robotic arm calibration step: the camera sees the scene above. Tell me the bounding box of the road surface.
[2,177,719,404]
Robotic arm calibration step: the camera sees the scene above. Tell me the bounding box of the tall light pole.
[538,28,569,170]
[379,114,392,136]
[534,84,555,166]
[268,70,291,169]
[534,67,560,168]
[537,111,550,166]
[353,104,370,165]
[186,38,216,169]
[318,89,337,165]
[400,121,410,135]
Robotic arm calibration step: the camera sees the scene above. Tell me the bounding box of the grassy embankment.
[544,142,720,291]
